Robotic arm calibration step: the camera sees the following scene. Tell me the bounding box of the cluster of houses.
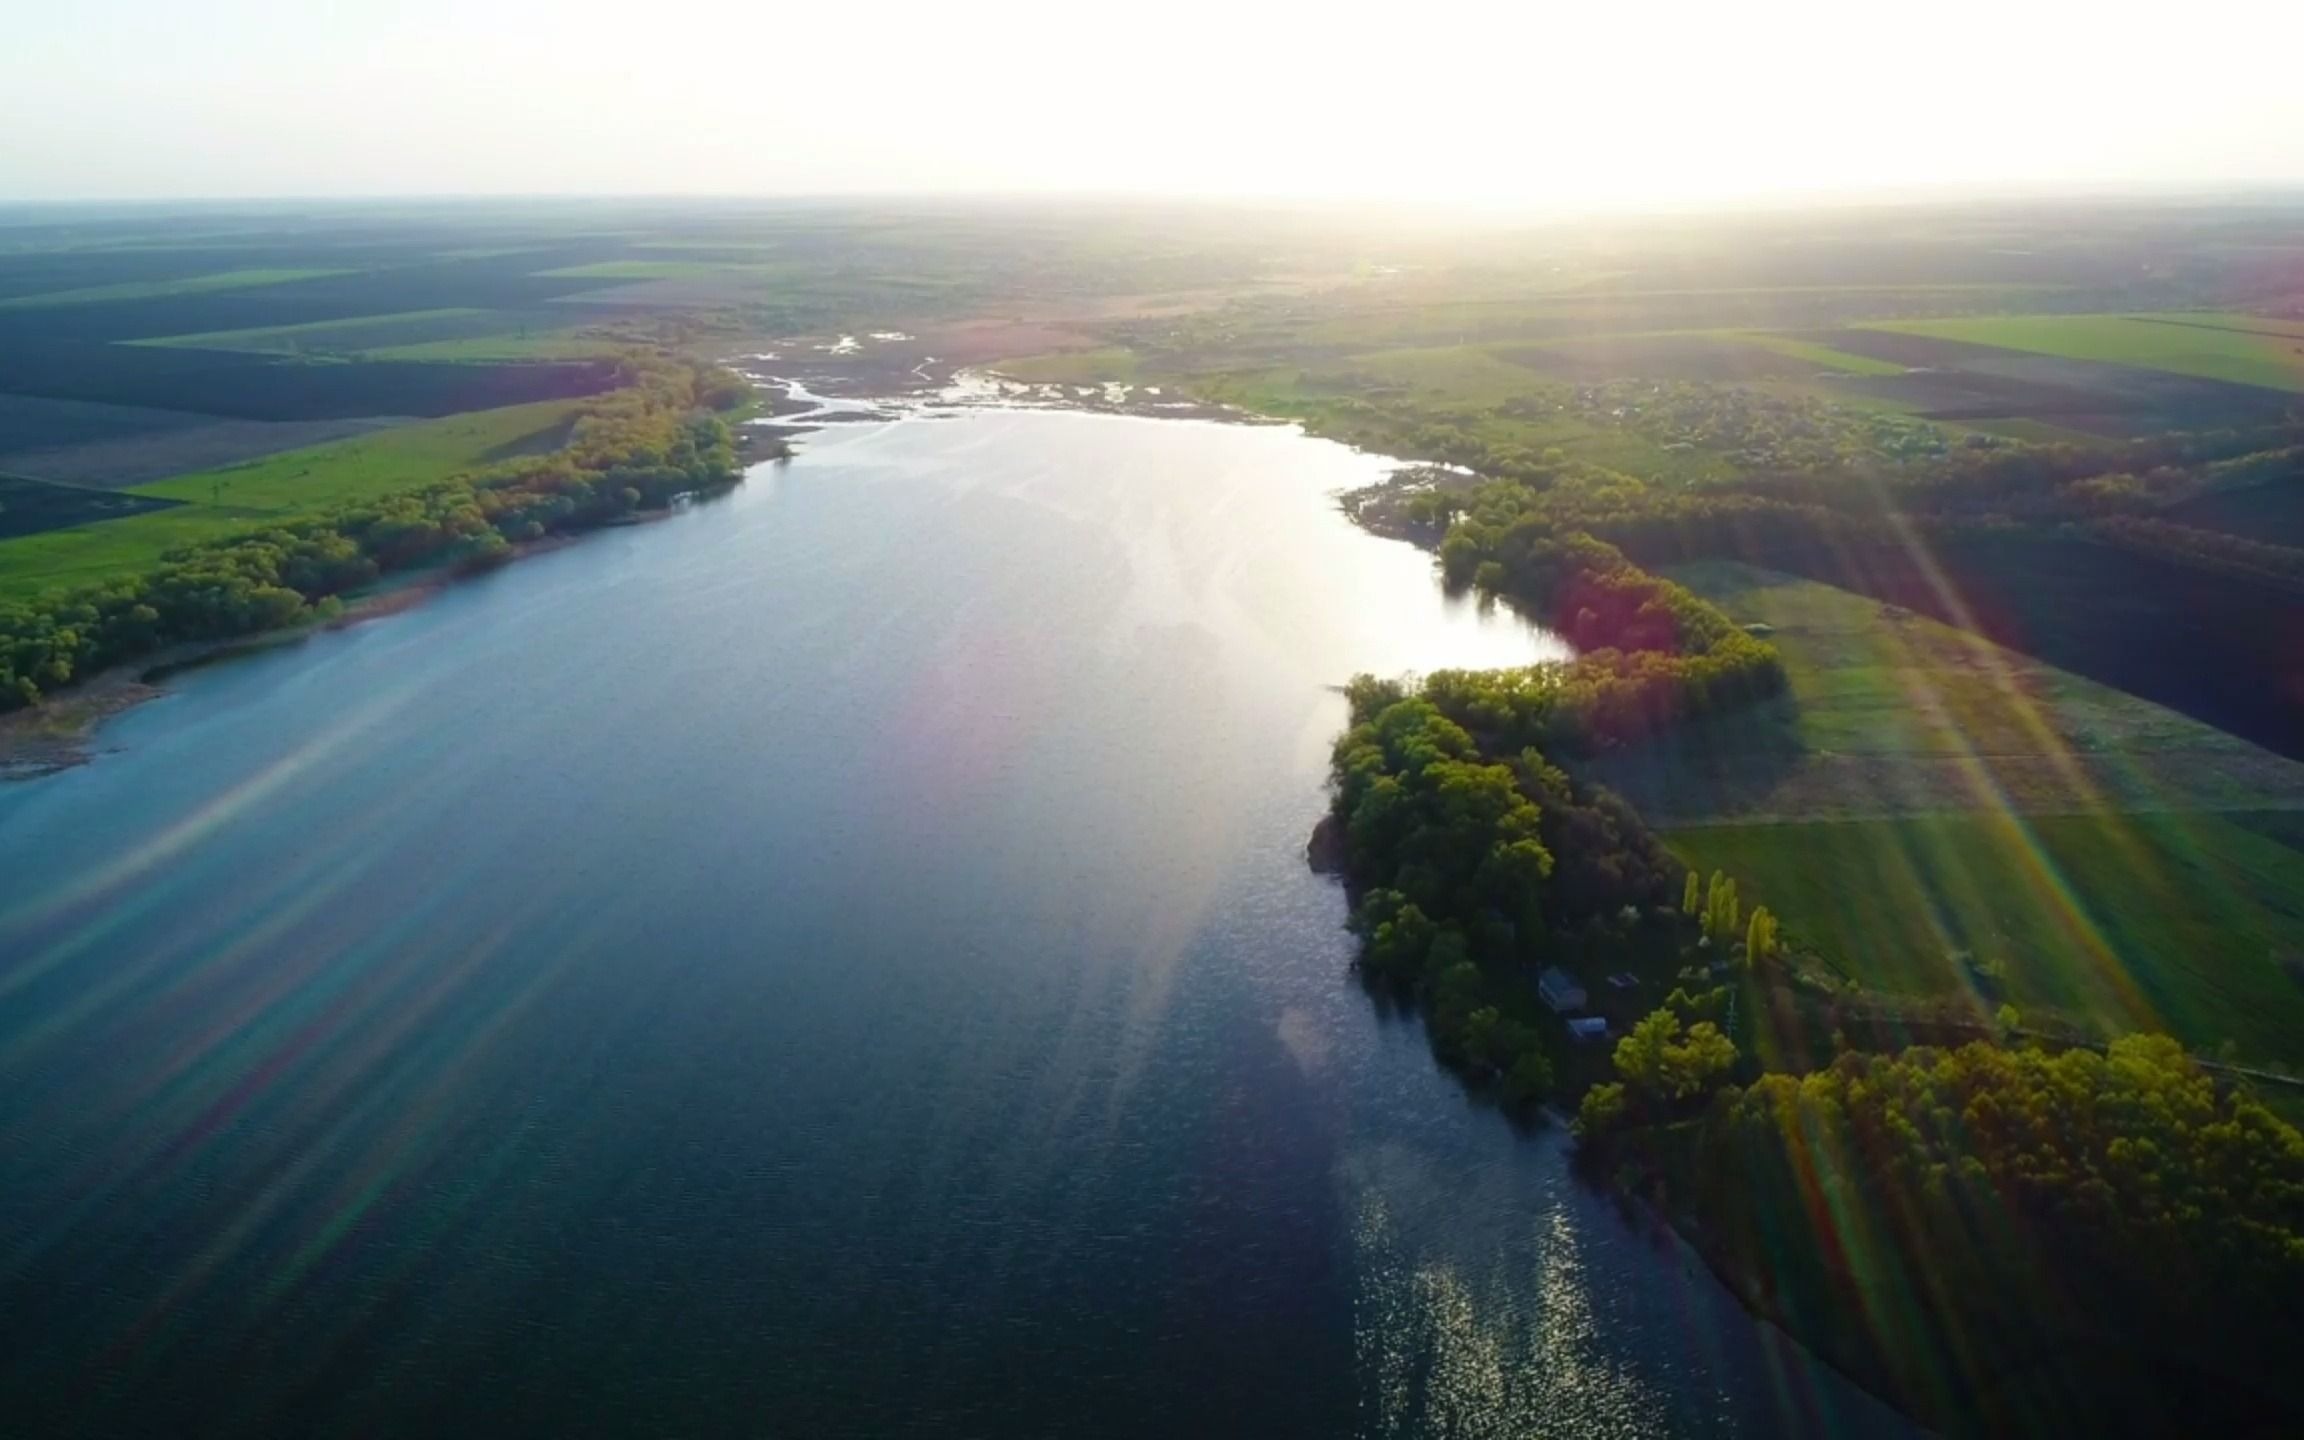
[1537,967,1611,1042]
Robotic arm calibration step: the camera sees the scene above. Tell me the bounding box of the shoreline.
[0,347,1243,787]
[720,337,1257,433]
[1304,508,1938,1432]
[0,514,676,782]
[5,343,1934,1429]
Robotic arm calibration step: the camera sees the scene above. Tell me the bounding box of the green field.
[133,306,622,363]
[534,259,790,281]
[1189,355,1736,483]
[1870,313,2304,392]
[361,331,623,362]
[1670,810,2304,1063]
[0,399,583,599]
[136,308,490,352]
[1736,332,1907,375]
[1566,562,2304,1063]
[2143,311,2304,339]
[1581,560,2304,823]
[1960,417,2107,444]
[0,268,350,309]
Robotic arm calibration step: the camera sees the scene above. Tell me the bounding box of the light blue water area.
[0,409,1913,1437]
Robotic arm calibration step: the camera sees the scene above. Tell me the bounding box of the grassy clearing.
[361,332,623,362]
[533,260,788,281]
[1580,560,2304,823]
[135,308,489,352]
[135,398,580,506]
[0,505,285,600]
[1750,376,1932,419]
[1737,332,1907,375]
[631,242,787,256]
[0,399,584,599]
[1570,561,2304,1064]
[136,307,615,362]
[1669,810,2304,1063]
[987,347,1139,383]
[1342,345,1561,403]
[0,268,349,309]
[1869,314,2304,392]
[2132,311,2304,339]
[1959,417,2108,444]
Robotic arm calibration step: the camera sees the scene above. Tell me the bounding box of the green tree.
[1459,1006,1502,1071]
[1574,1081,1628,1140]
[1613,1010,1680,1096]
[1743,905,1777,968]
[1360,898,1436,984]
[1682,870,1702,916]
[1503,1050,1555,1109]
[1704,872,1741,946]
[1664,984,1726,1024]
[1614,1008,1739,1104]
[1667,1021,1738,1099]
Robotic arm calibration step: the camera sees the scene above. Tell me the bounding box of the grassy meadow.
[1562,561,2304,1063]
[362,332,625,362]
[0,268,351,309]
[134,308,498,353]
[1670,810,2304,1062]
[0,399,583,599]
[1871,313,2304,392]
[1583,560,2304,823]
[1734,332,1907,375]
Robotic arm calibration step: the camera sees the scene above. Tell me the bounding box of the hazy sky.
[5,0,2300,206]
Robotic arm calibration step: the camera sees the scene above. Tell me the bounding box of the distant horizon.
[5,178,2304,221]
[7,0,2300,210]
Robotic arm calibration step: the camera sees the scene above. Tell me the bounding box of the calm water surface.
[0,411,1913,1437]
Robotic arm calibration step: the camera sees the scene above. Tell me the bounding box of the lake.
[0,409,1913,1437]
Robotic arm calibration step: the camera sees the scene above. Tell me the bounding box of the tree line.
[1345,376,2304,613]
[1578,1033,2304,1435]
[1430,494,1788,750]
[0,354,745,711]
[2087,513,2304,594]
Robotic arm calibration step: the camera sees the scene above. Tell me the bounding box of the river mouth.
[0,407,1911,1437]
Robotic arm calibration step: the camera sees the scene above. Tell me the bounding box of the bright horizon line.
[11,0,2300,216]
[7,177,2304,221]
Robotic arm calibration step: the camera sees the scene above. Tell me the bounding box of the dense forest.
[0,355,745,710]
[1429,511,1785,749]
[1329,680,1689,1106]
[1580,1035,2304,1435]
[1322,447,1794,1104]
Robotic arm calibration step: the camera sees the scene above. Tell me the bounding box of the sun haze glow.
[3,0,2301,207]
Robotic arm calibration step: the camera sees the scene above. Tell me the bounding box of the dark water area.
[0,410,1915,1438]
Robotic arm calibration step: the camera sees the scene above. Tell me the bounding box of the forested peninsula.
[0,354,750,717]
[1319,450,2304,1437]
